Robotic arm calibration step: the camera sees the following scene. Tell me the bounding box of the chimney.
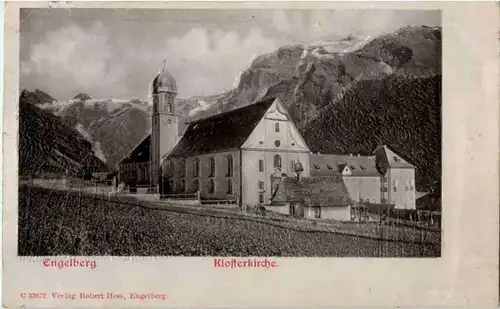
[357,154,361,158]
[349,154,353,157]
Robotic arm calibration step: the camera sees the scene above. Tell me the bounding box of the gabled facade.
[163,97,311,206]
[373,145,416,209]
[240,98,311,205]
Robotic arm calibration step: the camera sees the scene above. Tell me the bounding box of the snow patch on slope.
[343,35,373,53]
[75,123,107,163]
[37,101,72,116]
[188,99,213,117]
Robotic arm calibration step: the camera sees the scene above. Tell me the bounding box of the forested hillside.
[19,97,107,177]
[303,73,441,193]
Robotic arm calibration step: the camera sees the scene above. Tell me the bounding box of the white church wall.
[241,149,310,206]
[342,176,382,203]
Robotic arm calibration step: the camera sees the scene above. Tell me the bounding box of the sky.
[20,9,440,100]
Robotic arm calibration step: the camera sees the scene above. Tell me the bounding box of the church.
[116,65,417,218]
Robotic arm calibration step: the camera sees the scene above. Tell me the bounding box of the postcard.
[3,1,499,307]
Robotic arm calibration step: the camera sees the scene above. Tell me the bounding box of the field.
[18,184,440,257]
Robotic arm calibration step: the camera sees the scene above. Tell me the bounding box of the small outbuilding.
[269,176,355,221]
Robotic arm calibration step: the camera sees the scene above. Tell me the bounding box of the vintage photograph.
[18,8,441,257]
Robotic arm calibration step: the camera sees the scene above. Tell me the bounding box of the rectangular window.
[258,181,264,190]
[259,194,264,204]
[226,155,233,177]
[209,157,215,177]
[290,160,295,173]
[259,159,264,172]
[275,122,280,132]
[193,158,200,177]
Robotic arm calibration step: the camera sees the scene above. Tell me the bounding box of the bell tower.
[150,61,178,193]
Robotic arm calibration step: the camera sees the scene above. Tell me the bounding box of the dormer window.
[342,165,352,175]
[313,164,320,170]
[326,164,333,170]
[394,156,400,162]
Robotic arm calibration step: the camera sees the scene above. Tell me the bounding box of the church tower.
[150,63,178,193]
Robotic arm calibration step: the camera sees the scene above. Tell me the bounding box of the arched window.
[274,154,282,169]
[226,155,233,177]
[164,94,173,113]
[209,156,215,177]
[169,160,175,176]
[275,122,280,132]
[226,179,233,194]
[193,179,199,192]
[181,179,186,193]
[193,158,200,177]
[167,119,172,126]
[208,179,215,194]
[180,159,186,177]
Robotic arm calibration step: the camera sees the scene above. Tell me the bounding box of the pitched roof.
[310,154,380,177]
[271,176,355,207]
[168,98,275,157]
[116,129,152,167]
[118,133,151,165]
[373,145,414,169]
